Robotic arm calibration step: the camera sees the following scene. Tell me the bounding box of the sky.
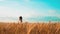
[0,0,60,22]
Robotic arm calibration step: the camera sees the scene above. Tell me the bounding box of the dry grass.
[0,22,60,34]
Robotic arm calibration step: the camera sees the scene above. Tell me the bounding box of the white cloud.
[0,0,37,18]
[0,0,5,1]
[31,10,58,17]
[1,6,57,18]
[46,10,56,16]
[0,6,36,18]
[0,6,16,17]
[48,10,56,14]
[16,6,36,18]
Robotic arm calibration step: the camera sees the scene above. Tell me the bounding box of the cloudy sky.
[0,0,60,22]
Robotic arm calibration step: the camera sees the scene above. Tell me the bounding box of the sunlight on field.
[0,22,60,34]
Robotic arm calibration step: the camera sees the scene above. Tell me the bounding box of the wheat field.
[0,22,60,34]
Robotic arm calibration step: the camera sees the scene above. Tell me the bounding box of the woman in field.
[19,16,23,23]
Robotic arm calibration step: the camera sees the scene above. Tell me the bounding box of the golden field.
[0,22,60,34]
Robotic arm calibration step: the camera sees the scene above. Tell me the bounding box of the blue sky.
[0,0,60,22]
